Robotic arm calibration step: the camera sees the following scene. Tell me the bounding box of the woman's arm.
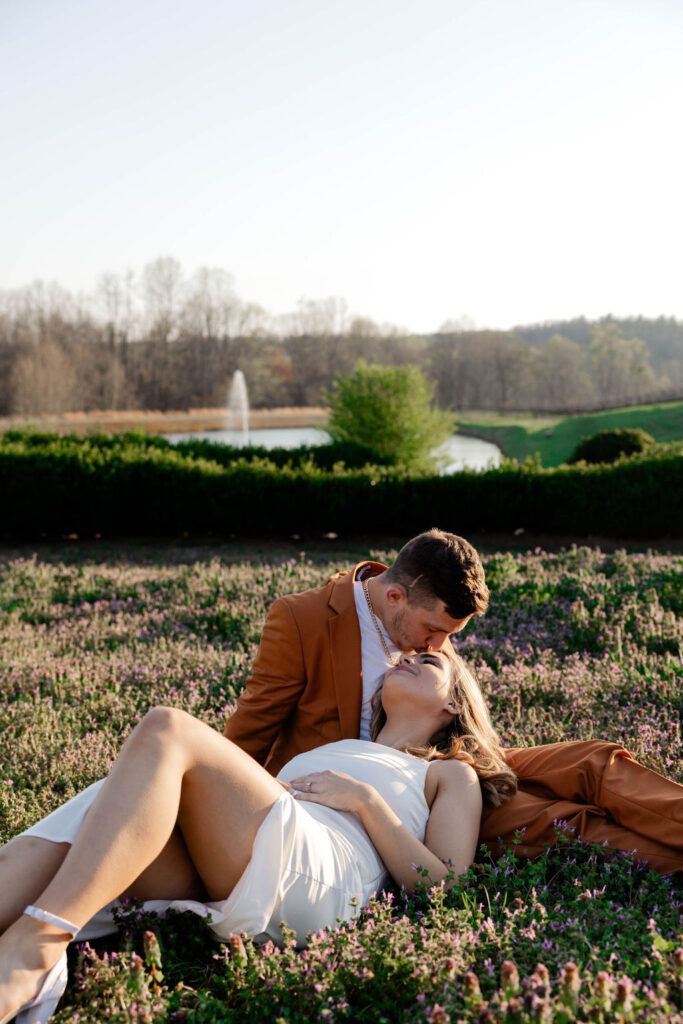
[289,759,482,892]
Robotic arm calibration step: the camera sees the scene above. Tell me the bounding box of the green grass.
[454,400,683,466]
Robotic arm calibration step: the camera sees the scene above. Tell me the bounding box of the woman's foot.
[0,915,70,1024]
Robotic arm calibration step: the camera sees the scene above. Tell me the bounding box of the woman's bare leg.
[0,706,283,1019]
[0,838,70,935]
[0,827,206,936]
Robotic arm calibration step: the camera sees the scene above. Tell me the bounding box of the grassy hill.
[455,399,683,466]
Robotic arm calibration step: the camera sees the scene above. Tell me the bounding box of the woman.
[0,649,515,1024]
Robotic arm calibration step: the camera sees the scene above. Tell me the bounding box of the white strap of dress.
[24,904,79,937]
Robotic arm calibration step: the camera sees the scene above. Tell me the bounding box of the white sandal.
[0,906,79,1024]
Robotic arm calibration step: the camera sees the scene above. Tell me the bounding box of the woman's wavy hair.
[370,646,517,807]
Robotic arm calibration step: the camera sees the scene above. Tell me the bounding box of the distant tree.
[324,360,454,472]
[233,301,269,337]
[0,334,14,415]
[589,324,656,405]
[142,256,184,344]
[438,315,477,333]
[96,269,139,344]
[139,257,186,409]
[429,334,472,410]
[347,315,381,338]
[71,341,134,411]
[527,334,594,410]
[375,332,427,368]
[10,339,79,415]
[232,338,292,408]
[291,296,349,336]
[491,336,529,409]
[183,267,239,339]
[94,269,138,408]
[657,358,682,394]
[429,331,527,410]
[284,335,335,406]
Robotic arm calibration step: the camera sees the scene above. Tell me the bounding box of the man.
[225,528,682,874]
[225,529,485,774]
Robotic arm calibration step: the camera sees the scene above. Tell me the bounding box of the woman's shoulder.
[427,757,481,792]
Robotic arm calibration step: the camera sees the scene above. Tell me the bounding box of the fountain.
[226,370,249,445]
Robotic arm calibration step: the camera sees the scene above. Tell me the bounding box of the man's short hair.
[383,528,489,618]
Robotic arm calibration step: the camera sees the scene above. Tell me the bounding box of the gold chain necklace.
[362,579,400,666]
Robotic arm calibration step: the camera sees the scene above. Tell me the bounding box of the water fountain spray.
[226,370,249,445]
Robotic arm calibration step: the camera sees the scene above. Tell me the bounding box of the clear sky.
[1,0,682,332]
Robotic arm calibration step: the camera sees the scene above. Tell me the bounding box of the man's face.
[384,587,471,652]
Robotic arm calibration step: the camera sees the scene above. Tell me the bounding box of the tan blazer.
[224,561,386,776]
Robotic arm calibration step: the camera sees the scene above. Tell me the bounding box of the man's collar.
[328,560,387,614]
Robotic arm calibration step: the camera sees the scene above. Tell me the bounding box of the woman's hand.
[288,770,373,814]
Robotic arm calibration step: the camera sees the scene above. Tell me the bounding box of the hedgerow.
[1,430,682,539]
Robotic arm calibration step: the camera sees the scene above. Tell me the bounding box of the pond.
[165,427,501,473]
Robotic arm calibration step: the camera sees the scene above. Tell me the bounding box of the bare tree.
[93,269,139,408]
[96,270,138,342]
[288,297,349,337]
[141,257,184,344]
[138,258,185,409]
[183,267,238,339]
[438,314,477,333]
[10,339,79,415]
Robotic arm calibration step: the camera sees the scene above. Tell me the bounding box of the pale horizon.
[2,0,682,334]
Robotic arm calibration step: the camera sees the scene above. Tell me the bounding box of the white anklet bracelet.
[24,904,79,937]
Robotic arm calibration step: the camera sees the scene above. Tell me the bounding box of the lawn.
[454,400,683,466]
[0,540,681,1022]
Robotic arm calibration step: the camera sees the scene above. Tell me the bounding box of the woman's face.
[382,650,455,716]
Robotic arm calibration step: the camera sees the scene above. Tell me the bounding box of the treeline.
[1,257,682,417]
[512,314,683,367]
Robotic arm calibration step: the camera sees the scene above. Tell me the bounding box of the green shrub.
[324,360,455,472]
[569,427,655,465]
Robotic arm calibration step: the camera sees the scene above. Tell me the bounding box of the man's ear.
[384,584,408,606]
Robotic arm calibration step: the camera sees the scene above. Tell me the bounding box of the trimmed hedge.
[0,430,391,470]
[1,431,682,539]
[173,436,394,469]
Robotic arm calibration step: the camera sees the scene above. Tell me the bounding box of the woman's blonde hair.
[370,647,517,807]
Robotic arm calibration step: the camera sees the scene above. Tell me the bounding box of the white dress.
[19,740,431,947]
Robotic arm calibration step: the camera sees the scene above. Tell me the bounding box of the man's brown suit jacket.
[224,561,386,776]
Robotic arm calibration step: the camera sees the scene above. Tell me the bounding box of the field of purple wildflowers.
[0,541,681,1023]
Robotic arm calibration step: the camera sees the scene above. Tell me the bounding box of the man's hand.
[288,770,373,814]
